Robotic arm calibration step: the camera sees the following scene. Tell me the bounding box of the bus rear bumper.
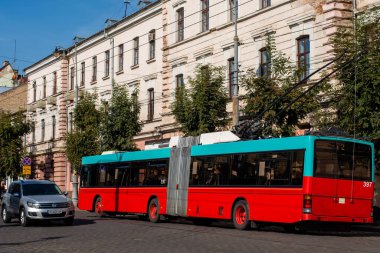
[302,214,373,224]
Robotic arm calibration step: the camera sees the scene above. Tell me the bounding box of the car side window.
[13,184,21,196]
[8,183,14,194]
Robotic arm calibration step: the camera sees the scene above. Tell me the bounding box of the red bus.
[78,135,375,230]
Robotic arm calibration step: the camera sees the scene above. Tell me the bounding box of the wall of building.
[0,84,27,113]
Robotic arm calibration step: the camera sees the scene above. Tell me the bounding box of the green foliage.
[65,93,101,173]
[100,85,141,151]
[0,111,30,178]
[171,64,228,136]
[332,11,380,140]
[240,36,329,137]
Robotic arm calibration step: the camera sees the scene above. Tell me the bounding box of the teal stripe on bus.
[82,148,171,165]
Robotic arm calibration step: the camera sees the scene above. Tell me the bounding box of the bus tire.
[232,200,250,230]
[94,197,104,217]
[148,198,160,223]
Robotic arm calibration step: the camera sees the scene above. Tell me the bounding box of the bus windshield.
[314,140,372,181]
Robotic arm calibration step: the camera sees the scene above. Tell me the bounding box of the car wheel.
[2,205,11,223]
[19,207,30,227]
[148,198,160,223]
[63,217,74,226]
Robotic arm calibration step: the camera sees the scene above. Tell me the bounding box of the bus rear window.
[314,140,371,181]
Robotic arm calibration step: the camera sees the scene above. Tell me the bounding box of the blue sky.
[0,0,148,74]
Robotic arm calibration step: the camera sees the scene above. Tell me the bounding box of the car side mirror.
[63,192,68,196]
[14,192,20,198]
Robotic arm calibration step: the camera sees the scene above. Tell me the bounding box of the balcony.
[46,96,57,105]
[36,100,46,109]
[27,103,37,112]
[65,90,85,102]
[65,90,74,102]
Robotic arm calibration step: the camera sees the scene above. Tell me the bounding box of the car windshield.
[22,184,63,196]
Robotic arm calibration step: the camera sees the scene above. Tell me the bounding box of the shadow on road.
[0,217,95,228]
[0,235,65,246]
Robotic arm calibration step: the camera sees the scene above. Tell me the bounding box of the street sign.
[23,157,31,166]
[23,165,31,175]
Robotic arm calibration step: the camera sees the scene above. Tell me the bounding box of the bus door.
[115,165,130,212]
[312,140,373,218]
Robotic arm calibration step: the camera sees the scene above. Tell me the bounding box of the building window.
[259,48,271,77]
[147,88,154,121]
[41,119,45,142]
[133,37,139,66]
[33,81,36,102]
[297,36,310,80]
[92,56,97,82]
[201,0,209,32]
[52,115,56,140]
[105,50,110,77]
[148,30,155,60]
[81,62,85,86]
[70,67,74,90]
[43,76,46,98]
[228,58,234,98]
[261,0,271,9]
[176,74,184,88]
[32,124,36,144]
[177,8,184,42]
[229,0,238,21]
[53,72,57,95]
[118,44,124,71]
[68,112,73,132]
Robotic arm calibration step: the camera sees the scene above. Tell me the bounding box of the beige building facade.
[24,0,379,191]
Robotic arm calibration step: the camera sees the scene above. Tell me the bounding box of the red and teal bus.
[78,135,375,230]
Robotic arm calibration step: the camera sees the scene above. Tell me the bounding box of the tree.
[66,93,101,173]
[0,111,29,178]
[332,11,380,140]
[171,64,229,136]
[100,85,141,151]
[239,36,329,138]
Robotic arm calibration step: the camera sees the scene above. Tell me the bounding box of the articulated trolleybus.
[78,132,375,230]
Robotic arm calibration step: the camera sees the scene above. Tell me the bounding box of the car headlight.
[27,201,40,208]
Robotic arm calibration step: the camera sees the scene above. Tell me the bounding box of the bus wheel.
[148,198,160,223]
[95,197,104,217]
[232,200,250,230]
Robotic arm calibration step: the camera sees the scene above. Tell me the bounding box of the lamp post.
[71,36,85,207]
[232,0,239,127]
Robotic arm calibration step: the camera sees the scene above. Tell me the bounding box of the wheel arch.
[92,195,101,212]
[146,195,158,214]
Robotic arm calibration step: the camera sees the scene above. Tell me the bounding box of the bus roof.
[81,135,373,165]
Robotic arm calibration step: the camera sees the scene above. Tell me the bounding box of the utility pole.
[72,36,85,206]
[232,0,239,127]
[111,37,115,94]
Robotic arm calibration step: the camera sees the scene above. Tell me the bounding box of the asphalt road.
[1,210,380,253]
